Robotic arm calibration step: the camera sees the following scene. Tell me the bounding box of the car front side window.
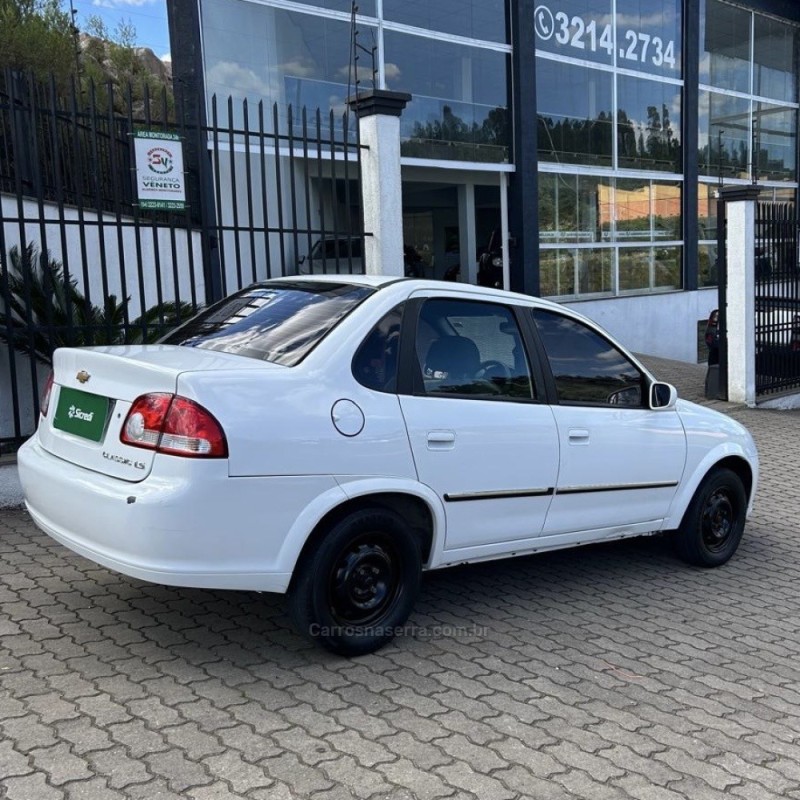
[532,309,644,407]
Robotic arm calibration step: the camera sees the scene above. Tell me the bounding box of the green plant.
[0,242,194,364]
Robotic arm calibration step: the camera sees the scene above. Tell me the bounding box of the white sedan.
[19,277,758,655]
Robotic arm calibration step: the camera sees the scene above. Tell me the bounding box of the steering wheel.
[476,360,512,381]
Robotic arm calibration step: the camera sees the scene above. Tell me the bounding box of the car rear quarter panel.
[176,364,417,481]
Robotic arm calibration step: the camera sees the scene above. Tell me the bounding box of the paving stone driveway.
[2,358,800,800]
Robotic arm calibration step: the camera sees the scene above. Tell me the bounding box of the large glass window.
[754,14,798,101]
[202,3,362,131]
[618,246,681,292]
[754,103,797,182]
[536,61,613,167]
[539,247,615,298]
[700,0,751,93]
[383,0,505,43]
[615,179,681,241]
[533,0,614,67]
[698,91,750,179]
[536,0,684,300]
[699,2,799,183]
[615,0,682,79]
[200,0,508,160]
[287,0,376,12]
[697,0,798,288]
[617,77,681,172]
[384,32,509,162]
[538,173,611,243]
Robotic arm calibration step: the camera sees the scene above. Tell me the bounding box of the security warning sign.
[133,131,186,210]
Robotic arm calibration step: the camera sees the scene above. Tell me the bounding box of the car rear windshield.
[161,282,374,366]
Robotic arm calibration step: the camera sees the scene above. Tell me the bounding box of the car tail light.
[40,371,54,417]
[121,393,227,458]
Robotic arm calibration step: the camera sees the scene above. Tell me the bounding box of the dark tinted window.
[162,282,373,366]
[352,305,403,392]
[532,310,643,406]
[416,299,535,400]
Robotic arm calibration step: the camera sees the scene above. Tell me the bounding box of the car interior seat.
[424,336,481,387]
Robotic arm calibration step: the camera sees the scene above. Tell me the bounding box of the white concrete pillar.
[347,90,411,277]
[458,184,476,284]
[721,185,760,407]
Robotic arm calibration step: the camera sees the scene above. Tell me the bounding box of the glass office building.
[170,0,800,360]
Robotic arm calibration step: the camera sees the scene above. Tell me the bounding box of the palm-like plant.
[0,242,194,364]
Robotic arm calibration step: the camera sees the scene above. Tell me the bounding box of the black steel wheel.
[287,509,422,656]
[674,467,747,567]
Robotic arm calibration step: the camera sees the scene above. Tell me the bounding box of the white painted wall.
[565,287,721,363]
[2,194,205,320]
[1,193,204,440]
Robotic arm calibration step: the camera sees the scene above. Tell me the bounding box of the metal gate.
[754,201,800,398]
[0,70,365,450]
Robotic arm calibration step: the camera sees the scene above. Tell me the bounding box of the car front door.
[530,309,687,537]
[398,293,559,554]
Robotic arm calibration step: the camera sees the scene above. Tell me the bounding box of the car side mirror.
[650,381,677,410]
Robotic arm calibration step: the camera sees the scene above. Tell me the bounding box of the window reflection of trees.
[403,105,509,162]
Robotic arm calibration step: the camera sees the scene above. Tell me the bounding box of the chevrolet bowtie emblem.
[76,370,91,384]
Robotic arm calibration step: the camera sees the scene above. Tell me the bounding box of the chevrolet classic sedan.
[19,277,758,655]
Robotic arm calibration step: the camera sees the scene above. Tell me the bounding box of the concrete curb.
[0,462,24,508]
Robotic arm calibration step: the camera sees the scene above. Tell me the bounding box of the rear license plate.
[53,387,110,442]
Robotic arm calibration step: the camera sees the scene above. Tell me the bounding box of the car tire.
[674,467,747,567]
[286,509,422,656]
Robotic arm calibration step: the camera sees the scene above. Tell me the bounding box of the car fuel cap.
[331,399,365,437]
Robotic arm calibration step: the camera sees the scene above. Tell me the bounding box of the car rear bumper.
[18,436,338,593]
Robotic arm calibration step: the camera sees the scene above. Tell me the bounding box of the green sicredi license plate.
[53,387,110,442]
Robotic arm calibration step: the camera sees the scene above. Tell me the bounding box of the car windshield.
[161,282,374,366]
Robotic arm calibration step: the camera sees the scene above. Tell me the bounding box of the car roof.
[266,275,565,312]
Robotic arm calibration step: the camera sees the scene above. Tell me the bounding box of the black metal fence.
[0,69,365,450]
[754,201,800,397]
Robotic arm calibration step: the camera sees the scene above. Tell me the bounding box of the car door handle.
[427,430,455,449]
[568,428,590,444]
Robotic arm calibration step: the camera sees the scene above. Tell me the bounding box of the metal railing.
[0,70,365,450]
[754,201,800,397]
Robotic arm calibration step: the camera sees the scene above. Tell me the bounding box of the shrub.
[0,242,194,364]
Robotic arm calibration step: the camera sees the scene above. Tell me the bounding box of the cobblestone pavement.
[2,358,800,799]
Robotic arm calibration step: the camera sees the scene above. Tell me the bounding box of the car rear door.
[397,292,559,555]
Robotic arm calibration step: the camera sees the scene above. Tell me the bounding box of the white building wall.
[565,288,720,363]
[1,194,205,320]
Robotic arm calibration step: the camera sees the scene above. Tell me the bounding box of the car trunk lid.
[38,345,269,482]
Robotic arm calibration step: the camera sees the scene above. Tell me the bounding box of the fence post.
[347,90,411,277]
[720,184,760,407]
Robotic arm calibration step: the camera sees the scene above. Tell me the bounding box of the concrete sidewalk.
[0,456,23,508]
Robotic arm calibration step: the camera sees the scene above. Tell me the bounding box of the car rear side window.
[161,282,374,366]
[352,305,404,392]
